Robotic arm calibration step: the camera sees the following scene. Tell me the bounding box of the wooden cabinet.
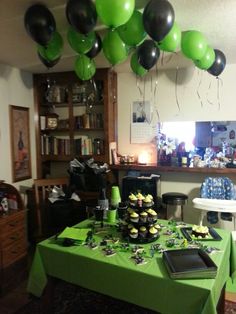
[0,181,27,294]
[33,69,117,178]
[0,210,27,267]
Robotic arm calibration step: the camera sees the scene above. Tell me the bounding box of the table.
[27,219,236,314]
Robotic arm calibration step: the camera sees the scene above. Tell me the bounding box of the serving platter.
[180,227,222,241]
[163,248,217,279]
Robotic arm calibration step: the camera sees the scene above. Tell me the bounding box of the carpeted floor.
[16,280,157,314]
[15,279,236,314]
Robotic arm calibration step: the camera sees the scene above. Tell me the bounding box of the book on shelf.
[74,113,104,129]
[74,135,92,156]
[41,135,70,156]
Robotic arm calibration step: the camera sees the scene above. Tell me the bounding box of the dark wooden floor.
[0,245,35,314]
[0,280,30,314]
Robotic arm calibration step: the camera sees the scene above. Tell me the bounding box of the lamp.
[138,151,149,165]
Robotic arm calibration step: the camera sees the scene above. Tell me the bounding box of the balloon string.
[161,51,164,66]
[154,64,159,98]
[196,69,204,108]
[217,77,223,111]
[175,66,181,112]
[160,51,174,67]
[151,74,153,93]
[136,75,143,97]
[156,109,160,123]
[154,64,160,123]
[142,75,146,107]
[165,52,174,64]
[206,79,214,106]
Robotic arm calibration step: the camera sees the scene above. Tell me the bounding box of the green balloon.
[67,27,95,54]
[38,31,63,61]
[74,55,96,81]
[117,10,146,47]
[158,22,181,52]
[194,46,215,70]
[95,0,135,28]
[130,52,147,77]
[181,30,208,61]
[103,29,129,65]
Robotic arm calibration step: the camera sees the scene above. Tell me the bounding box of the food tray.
[163,248,217,279]
[180,227,222,241]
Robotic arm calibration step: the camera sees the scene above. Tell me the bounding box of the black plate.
[163,248,217,279]
[180,227,222,241]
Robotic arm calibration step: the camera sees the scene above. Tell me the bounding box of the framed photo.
[9,105,32,182]
[130,101,157,143]
[131,101,151,123]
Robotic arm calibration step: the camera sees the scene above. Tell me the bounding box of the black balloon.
[143,0,175,42]
[38,52,60,68]
[137,40,160,70]
[24,4,56,46]
[66,0,97,34]
[207,49,226,77]
[86,32,102,58]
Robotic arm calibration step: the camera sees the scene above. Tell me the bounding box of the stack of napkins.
[163,248,217,279]
[57,227,91,241]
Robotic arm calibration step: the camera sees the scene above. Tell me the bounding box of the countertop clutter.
[110,163,236,174]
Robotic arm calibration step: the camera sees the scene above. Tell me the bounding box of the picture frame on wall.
[130,101,157,144]
[9,105,32,182]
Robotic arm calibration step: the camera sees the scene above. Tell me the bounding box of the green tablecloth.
[27,219,236,314]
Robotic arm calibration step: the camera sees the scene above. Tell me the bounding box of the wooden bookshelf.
[33,69,117,178]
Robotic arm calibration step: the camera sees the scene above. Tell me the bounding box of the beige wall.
[1,61,235,228]
[0,64,35,192]
[117,63,236,228]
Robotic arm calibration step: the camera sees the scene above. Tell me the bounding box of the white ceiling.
[0,0,236,74]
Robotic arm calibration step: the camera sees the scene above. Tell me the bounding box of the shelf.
[41,128,70,133]
[41,154,106,162]
[34,69,117,178]
[72,101,104,107]
[41,102,68,108]
[110,164,236,174]
[41,155,72,162]
[74,128,104,132]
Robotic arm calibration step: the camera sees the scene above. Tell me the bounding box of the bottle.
[98,187,109,219]
[18,131,24,151]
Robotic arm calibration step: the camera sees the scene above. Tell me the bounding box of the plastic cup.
[107,209,117,223]
[110,186,121,206]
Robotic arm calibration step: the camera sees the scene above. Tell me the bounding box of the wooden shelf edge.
[110,164,236,174]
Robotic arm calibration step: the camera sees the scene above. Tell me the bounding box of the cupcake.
[136,192,145,207]
[143,195,153,208]
[130,211,139,223]
[127,207,135,214]
[139,226,148,238]
[146,194,153,201]
[140,211,148,223]
[149,226,159,239]
[192,225,209,238]
[129,193,137,206]
[147,209,158,222]
[153,222,161,231]
[129,227,138,239]
[127,223,134,230]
